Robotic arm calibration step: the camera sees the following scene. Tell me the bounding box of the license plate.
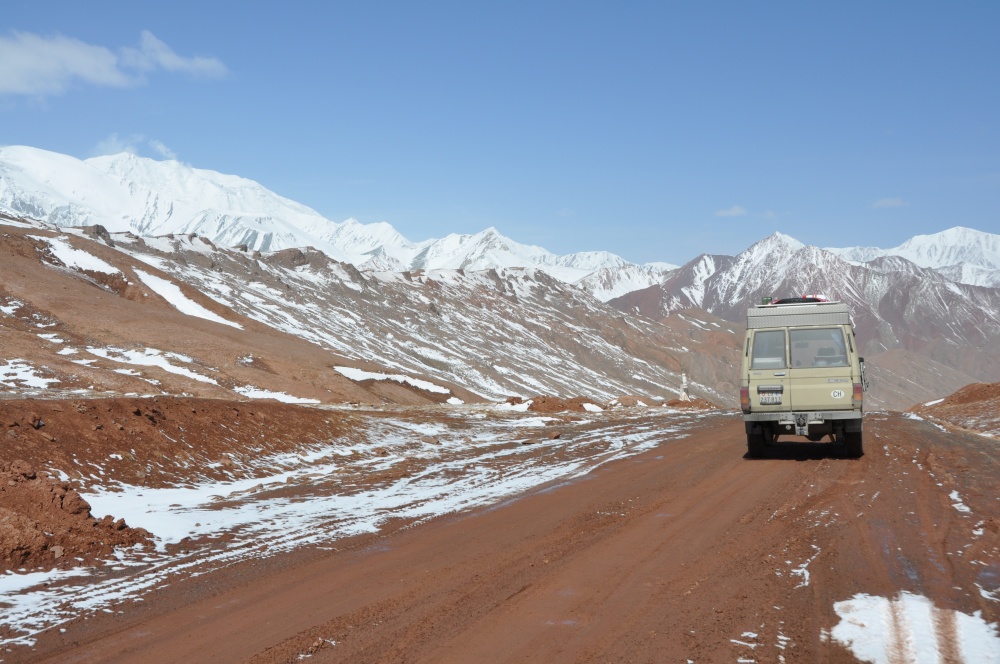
[759,394,782,405]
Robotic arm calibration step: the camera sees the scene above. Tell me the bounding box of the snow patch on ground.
[0,218,34,229]
[86,347,217,384]
[133,269,242,329]
[31,236,118,274]
[950,490,972,514]
[495,400,533,412]
[790,545,821,588]
[823,592,1000,663]
[234,385,320,404]
[0,359,59,390]
[0,300,24,316]
[333,366,451,394]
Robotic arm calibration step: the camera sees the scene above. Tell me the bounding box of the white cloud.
[0,32,129,95]
[148,139,177,160]
[120,31,227,78]
[872,197,906,209]
[94,133,145,156]
[93,134,179,161]
[715,205,747,217]
[0,30,226,97]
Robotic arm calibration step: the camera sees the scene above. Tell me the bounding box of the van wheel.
[747,433,766,458]
[845,430,863,458]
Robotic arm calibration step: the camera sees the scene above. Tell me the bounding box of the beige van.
[740,298,867,457]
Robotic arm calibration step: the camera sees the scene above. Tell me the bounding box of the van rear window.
[790,328,848,368]
[751,330,786,370]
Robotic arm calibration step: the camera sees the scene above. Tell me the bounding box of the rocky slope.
[0,214,727,408]
[909,381,1000,438]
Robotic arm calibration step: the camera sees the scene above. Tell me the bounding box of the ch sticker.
[831,389,845,399]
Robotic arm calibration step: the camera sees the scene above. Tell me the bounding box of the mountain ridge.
[4,145,998,296]
[0,146,675,300]
[826,226,1000,287]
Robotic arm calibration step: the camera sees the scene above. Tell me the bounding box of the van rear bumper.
[744,410,863,435]
[744,410,861,422]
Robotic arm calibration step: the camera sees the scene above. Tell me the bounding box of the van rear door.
[747,329,790,412]
[787,327,853,411]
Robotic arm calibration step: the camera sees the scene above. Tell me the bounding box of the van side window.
[790,328,848,368]
[751,330,786,370]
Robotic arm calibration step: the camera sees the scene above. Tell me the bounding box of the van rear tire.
[747,433,766,457]
[845,430,863,458]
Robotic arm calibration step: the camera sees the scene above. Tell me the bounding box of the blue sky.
[1,1,998,265]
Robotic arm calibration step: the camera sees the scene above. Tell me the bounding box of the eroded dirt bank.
[12,409,999,663]
[0,397,350,492]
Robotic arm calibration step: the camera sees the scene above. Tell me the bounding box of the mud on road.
[4,405,1000,663]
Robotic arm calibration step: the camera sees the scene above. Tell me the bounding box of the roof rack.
[747,300,851,328]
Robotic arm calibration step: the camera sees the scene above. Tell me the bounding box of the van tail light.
[740,387,751,413]
[853,382,863,406]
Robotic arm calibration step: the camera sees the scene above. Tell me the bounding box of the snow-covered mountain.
[0,146,673,300]
[574,262,677,302]
[827,227,1000,287]
[0,146,352,259]
[611,232,1000,385]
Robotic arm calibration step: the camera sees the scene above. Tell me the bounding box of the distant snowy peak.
[322,218,417,257]
[826,244,884,264]
[357,246,408,272]
[892,227,1000,270]
[827,226,1000,287]
[552,250,629,271]
[573,262,677,302]
[0,146,126,227]
[410,227,551,271]
[0,145,656,299]
[711,232,810,301]
[0,146,339,255]
[752,232,806,255]
[392,227,671,297]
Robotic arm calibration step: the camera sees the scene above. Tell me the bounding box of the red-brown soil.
[910,381,1000,438]
[0,397,349,493]
[0,459,151,570]
[525,395,596,413]
[0,397,352,573]
[4,405,996,663]
[661,397,715,409]
[520,395,717,413]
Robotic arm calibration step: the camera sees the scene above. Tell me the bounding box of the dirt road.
[15,411,1000,663]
